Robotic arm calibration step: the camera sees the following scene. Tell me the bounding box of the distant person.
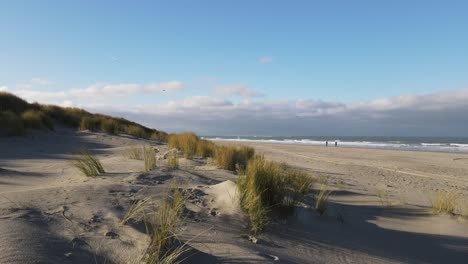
[335,141,338,147]
[326,141,328,147]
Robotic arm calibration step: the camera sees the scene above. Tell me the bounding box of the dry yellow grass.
[72,151,105,177]
[237,156,313,233]
[432,191,458,215]
[144,188,187,264]
[143,146,157,172]
[167,153,179,169]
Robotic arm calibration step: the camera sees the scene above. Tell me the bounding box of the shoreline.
[207,138,468,154]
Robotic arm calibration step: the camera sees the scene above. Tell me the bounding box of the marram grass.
[144,188,188,264]
[432,191,458,215]
[72,151,105,177]
[167,152,179,169]
[143,145,157,172]
[237,155,314,233]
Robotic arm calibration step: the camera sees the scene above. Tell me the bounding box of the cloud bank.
[3,84,467,136]
[2,81,184,105]
[104,88,468,136]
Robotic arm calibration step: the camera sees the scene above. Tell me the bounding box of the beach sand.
[0,130,467,263]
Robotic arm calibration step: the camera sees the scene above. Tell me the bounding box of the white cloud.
[212,84,264,98]
[2,81,185,103]
[96,88,468,136]
[258,56,273,64]
[31,78,53,86]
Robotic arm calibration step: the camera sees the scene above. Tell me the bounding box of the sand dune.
[0,130,467,263]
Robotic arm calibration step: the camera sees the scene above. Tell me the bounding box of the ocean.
[203,136,468,153]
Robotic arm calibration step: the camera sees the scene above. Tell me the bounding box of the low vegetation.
[143,146,157,172]
[168,133,200,159]
[124,145,144,160]
[145,188,187,264]
[0,111,25,136]
[431,191,458,215]
[376,186,391,206]
[237,156,314,234]
[0,92,168,139]
[167,152,179,169]
[121,198,151,225]
[121,186,188,264]
[315,180,332,215]
[100,118,118,134]
[21,110,54,130]
[215,145,255,171]
[196,139,216,158]
[72,152,105,177]
[167,133,255,171]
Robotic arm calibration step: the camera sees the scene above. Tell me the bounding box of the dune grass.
[127,125,148,138]
[214,145,255,171]
[0,111,25,136]
[121,198,151,225]
[0,92,168,140]
[168,133,199,159]
[72,151,105,177]
[124,145,144,160]
[376,186,391,206]
[143,146,157,172]
[215,145,238,170]
[0,92,30,114]
[431,191,458,215]
[167,152,179,169]
[80,116,102,132]
[196,140,216,158]
[100,118,118,134]
[144,188,187,264]
[150,131,168,142]
[237,155,314,233]
[315,184,332,215]
[21,110,54,130]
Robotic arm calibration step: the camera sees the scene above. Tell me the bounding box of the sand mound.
[204,180,241,216]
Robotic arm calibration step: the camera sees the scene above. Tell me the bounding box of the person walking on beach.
[326,141,328,147]
[335,141,338,147]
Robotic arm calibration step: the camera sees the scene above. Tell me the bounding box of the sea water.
[203,136,468,153]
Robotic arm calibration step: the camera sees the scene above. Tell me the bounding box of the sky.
[1,0,468,136]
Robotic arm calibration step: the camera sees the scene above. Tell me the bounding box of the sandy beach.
[0,131,467,263]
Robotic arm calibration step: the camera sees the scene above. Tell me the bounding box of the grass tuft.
[121,198,151,225]
[432,191,458,215]
[143,146,157,172]
[215,146,238,171]
[214,145,255,171]
[376,186,391,206]
[167,152,179,169]
[72,151,105,177]
[144,188,187,264]
[237,155,313,233]
[124,145,144,160]
[315,184,332,215]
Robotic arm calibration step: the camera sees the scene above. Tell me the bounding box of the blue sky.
[1,1,468,135]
